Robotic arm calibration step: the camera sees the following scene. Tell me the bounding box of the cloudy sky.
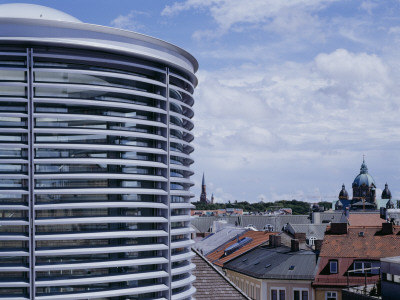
[5,0,400,203]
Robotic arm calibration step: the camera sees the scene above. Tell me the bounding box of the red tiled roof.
[320,226,400,258]
[314,225,400,287]
[348,213,385,226]
[206,231,275,267]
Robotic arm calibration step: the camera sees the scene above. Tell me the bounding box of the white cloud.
[192,48,400,202]
[163,0,336,39]
[110,10,147,31]
[359,1,378,15]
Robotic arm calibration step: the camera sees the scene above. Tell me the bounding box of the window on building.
[271,289,285,300]
[256,286,260,300]
[353,261,379,274]
[326,291,337,300]
[384,273,392,281]
[308,236,317,246]
[294,290,308,300]
[329,260,338,274]
[394,275,400,283]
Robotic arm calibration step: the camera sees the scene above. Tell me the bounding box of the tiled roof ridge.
[192,248,252,300]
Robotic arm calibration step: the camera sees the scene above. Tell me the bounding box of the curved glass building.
[0,3,197,300]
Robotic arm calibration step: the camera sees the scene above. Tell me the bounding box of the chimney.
[294,232,306,243]
[269,234,275,247]
[382,222,393,235]
[314,239,323,252]
[331,222,348,234]
[345,207,350,218]
[380,207,386,219]
[274,235,281,247]
[312,212,321,224]
[291,239,300,252]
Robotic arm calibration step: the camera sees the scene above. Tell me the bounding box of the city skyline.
[5,0,400,203]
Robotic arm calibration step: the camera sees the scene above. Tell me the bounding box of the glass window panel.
[0,86,26,96]
[0,70,26,82]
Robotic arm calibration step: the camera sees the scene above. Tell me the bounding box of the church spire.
[360,155,368,174]
[200,172,207,203]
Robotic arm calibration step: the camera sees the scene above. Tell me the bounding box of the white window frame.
[325,291,337,300]
[293,288,309,300]
[256,285,261,300]
[308,236,317,246]
[271,287,286,300]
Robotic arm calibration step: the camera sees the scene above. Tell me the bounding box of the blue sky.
[4,0,400,203]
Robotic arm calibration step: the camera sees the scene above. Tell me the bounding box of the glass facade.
[0,6,197,300]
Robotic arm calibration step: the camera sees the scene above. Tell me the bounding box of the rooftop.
[192,249,250,300]
[321,226,400,258]
[348,213,385,227]
[224,246,316,280]
[206,231,276,267]
[195,227,247,256]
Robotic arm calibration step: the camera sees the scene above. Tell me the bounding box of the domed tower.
[339,184,349,200]
[351,158,376,209]
[382,183,392,200]
[335,184,348,210]
[382,183,395,209]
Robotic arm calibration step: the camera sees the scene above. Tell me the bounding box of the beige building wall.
[225,269,315,300]
[225,269,262,300]
[315,287,342,300]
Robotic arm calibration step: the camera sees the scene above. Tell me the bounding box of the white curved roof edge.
[36,243,168,256]
[0,4,82,23]
[35,229,168,240]
[171,227,195,235]
[171,251,195,262]
[0,17,198,75]
[171,274,196,289]
[170,203,195,209]
[35,284,169,300]
[36,270,169,287]
[35,257,169,271]
[171,262,196,275]
[0,250,29,257]
[170,239,195,249]
[0,234,29,241]
[35,216,167,225]
[0,281,29,288]
[171,285,197,300]
[35,201,168,210]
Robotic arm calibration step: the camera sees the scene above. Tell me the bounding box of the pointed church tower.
[200,173,207,203]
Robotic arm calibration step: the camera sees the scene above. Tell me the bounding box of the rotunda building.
[351,158,377,209]
[0,3,197,300]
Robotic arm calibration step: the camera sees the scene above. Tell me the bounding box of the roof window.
[224,237,253,256]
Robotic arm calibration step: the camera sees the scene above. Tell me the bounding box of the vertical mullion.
[26,47,36,300]
[166,67,172,300]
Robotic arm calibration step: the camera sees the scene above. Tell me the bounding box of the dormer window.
[329,260,338,274]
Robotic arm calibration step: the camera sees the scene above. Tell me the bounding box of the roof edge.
[192,248,252,300]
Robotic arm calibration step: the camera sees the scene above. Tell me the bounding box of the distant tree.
[318,201,332,211]
[192,199,316,215]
